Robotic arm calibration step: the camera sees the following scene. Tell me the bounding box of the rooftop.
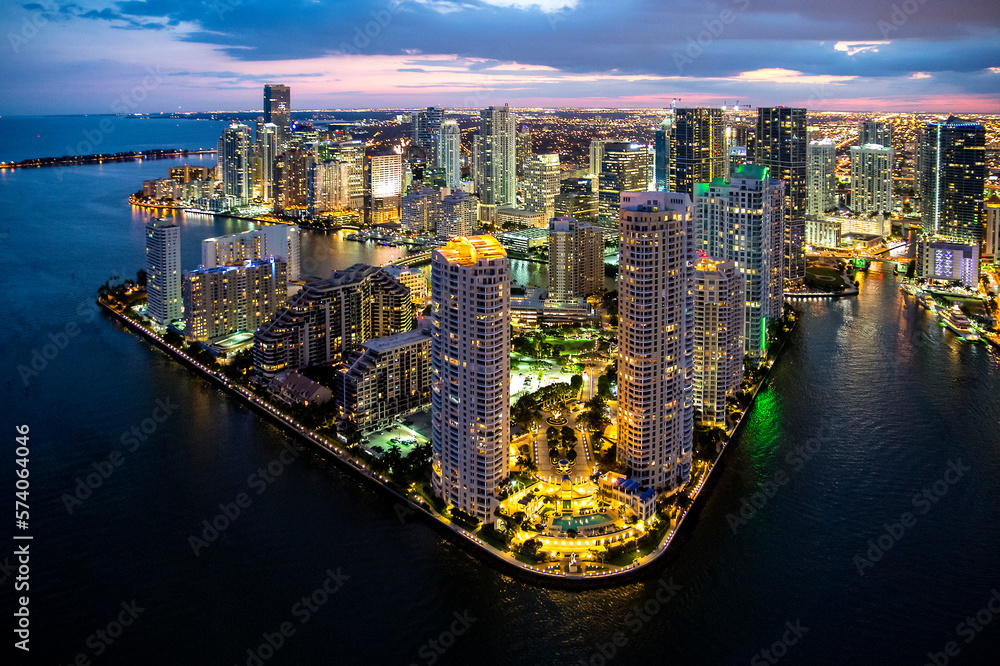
[434,235,507,266]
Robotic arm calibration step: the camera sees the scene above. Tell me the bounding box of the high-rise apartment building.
[218,123,253,205]
[309,160,351,214]
[516,129,532,179]
[548,215,603,300]
[438,120,462,188]
[692,257,744,428]
[919,117,987,244]
[203,225,301,283]
[524,153,560,223]
[325,139,365,209]
[555,177,598,223]
[275,148,313,213]
[383,264,428,304]
[401,186,441,235]
[589,139,612,178]
[430,236,510,524]
[753,107,807,283]
[370,152,403,223]
[263,84,290,138]
[475,105,517,207]
[253,264,413,376]
[412,107,443,165]
[807,138,837,216]
[256,123,279,203]
[985,196,1000,263]
[670,107,725,197]
[145,218,182,325]
[335,328,433,433]
[438,190,478,239]
[616,191,695,493]
[850,143,894,217]
[182,257,286,341]
[859,120,892,147]
[694,164,785,361]
[598,142,649,227]
[654,113,673,191]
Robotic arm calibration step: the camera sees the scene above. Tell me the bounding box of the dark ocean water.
[0,119,998,665]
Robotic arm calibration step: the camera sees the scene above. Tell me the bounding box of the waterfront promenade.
[100,294,796,587]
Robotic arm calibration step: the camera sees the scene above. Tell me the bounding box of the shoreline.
[99,298,796,589]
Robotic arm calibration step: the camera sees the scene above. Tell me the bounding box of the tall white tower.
[850,144,894,217]
[145,218,182,325]
[806,138,836,216]
[693,256,744,428]
[524,153,560,223]
[616,191,695,493]
[438,120,462,188]
[430,235,510,524]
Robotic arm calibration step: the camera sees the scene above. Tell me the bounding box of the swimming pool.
[552,514,612,531]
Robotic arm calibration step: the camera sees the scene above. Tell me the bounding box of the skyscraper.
[326,139,365,209]
[475,105,517,207]
[438,120,462,188]
[670,107,725,197]
[202,225,301,283]
[182,257,286,342]
[548,215,603,300]
[218,123,253,205]
[589,139,612,178]
[430,235,510,524]
[616,191,695,493]
[654,113,673,191]
[859,120,892,147]
[516,128,532,179]
[524,153,560,223]
[919,116,987,244]
[753,107,807,283]
[438,191,478,239]
[598,142,650,228]
[145,218,181,325]
[263,84,291,138]
[275,148,312,213]
[256,123,279,203]
[253,264,413,376]
[400,186,441,235]
[412,107,443,165]
[692,256,744,428]
[370,152,403,223]
[807,138,837,216]
[850,143,894,217]
[695,164,785,361]
[985,196,1000,264]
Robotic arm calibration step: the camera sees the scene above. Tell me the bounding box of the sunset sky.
[3,0,999,114]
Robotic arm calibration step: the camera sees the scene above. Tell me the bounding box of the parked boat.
[917,293,936,311]
[940,306,980,342]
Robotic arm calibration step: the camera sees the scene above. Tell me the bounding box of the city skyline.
[2,1,999,115]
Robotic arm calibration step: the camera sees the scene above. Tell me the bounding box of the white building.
[182,257,286,341]
[985,196,999,264]
[694,164,785,361]
[807,138,836,216]
[431,235,510,524]
[202,225,301,284]
[145,218,182,325]
[310,160,351,213]
[438,120,462,188]
[370,153,403,200]
[524,153,560,223]
[850,144,894,216]
[616,191,695,494]
[805,216,842,249]
[693,257,744,428]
